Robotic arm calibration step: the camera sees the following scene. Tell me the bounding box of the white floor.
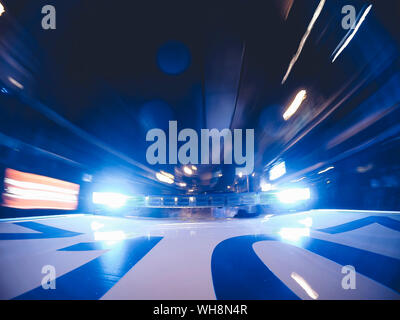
[0,209,399,300]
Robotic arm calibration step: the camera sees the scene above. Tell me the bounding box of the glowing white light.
[291,272,319,299]
[0,2,5,16]
[269,162,286,181]
[189,197,195,202]
[177,182,187,187]
[279,227,310,242]
[332,5,373,63]
[238,171,243,178]
[94,231,126,242]
[183,166,193,175]
[191,165,197,171]
[156,172,174,184]
[318,166,334,174]
[92,192,129,208]
[283,90,307,120]
[277,188,310,204]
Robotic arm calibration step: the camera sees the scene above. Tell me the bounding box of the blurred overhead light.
[277,188,310,204]
[177,182,187,187]
[269,162,286,181]
[92,192,129,209]
[281,0,326,84]
[183,166,193,175]
[160,170,174,179]
[318,166,334,174]
[0,2,4,16]
[8,77,24,89]
[332,5,373,63]
[283,90,307,120]
[357,163,373,173]
[156,172,174,184]
[191,165,197,171]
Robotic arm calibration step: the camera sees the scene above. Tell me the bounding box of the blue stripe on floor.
[0,221,82,240]
[303,237,400,293]
[14,236,163,300]
[212,234,400,299]
[211,235,300,300]
[317,216,400,234]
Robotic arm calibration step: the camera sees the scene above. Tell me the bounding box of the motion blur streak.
[283,90,307,120]
[269,162,286,181]
[318,166,334,175]
[8,77,24,89]
[2,168,79,210]
[281,0,326,84]
[183,166,193,175]
[332,5,373,63]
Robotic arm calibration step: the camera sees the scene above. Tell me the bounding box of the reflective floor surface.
[0,209,399,300]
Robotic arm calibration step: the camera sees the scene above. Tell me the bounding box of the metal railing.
[125,192,275,208]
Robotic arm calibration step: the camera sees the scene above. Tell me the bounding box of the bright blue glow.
[92,192,129,209]
[277,187,311,204]
[1,87,8,94]
[157,41,191,75]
